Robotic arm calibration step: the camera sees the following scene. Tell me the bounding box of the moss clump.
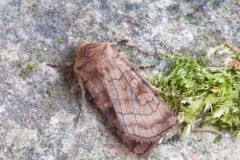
[46,88,55,97]
[20,63,36,77]
[16,60,23,68]
[57,38,65,44]
[149,44,240,136]
[37,53,44,63]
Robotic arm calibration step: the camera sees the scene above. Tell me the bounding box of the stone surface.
[0,0,239,159]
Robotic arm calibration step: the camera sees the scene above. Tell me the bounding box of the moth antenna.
[149,84,183,98]
[113,39,162,60]
[47,60,75,68]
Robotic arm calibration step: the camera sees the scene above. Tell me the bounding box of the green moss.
[149,45,240,136]
[46,88,55,97]
[37,53,44,63]
[16,60,23,68]
[213,135,222,144]
[57,38,65,44]
[20,63,36,77]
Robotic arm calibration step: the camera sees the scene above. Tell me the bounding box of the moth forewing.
[74,42,178,157]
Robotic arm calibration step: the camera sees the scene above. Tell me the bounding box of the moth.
[72,42,178,157]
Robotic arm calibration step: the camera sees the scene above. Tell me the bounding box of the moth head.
[75,42,108,57]
[75,40,88,56]
[74,42,108,72]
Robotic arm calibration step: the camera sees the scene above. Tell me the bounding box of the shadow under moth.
[72,42,178,157]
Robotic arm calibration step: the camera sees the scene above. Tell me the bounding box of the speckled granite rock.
[0,0,239,159]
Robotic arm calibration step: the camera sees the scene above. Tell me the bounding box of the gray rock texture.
[0,0,239,159]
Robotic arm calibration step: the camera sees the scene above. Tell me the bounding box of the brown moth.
[73,42,178,157]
